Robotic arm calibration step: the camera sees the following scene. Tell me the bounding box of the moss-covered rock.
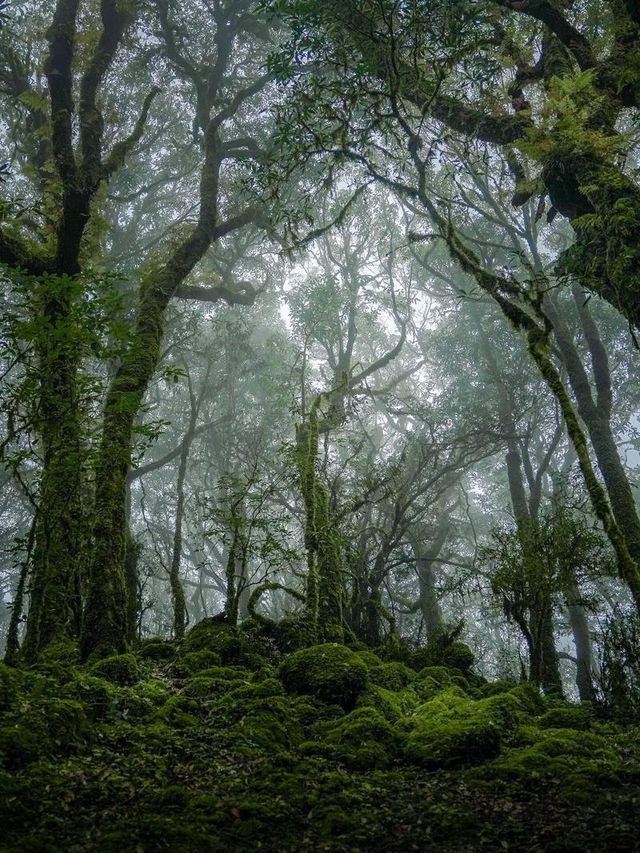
[181,617,234,653]
[138,639,177,662]
[409,640,475,674]
[154,694,199,728]
[310,706,401,769]
[477,727,620,797]
[279,644,368,710]
[173,649,222,676]
[401,688,521,768]
[119,679,171,718]
[0,697,89,769]
[61,675,117,721]
[90,653,140,686]
[369,661,415,692]
[538,704,593,731]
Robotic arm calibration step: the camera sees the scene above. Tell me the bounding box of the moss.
[61,674,118,721]
[138,638,177,662]
[181,616,235,653]
[354,650,383,668]
[211,681,301,754]
[478,728,620,795]
[0,697,89,769]
[181,674,245,700]
[119,679,171,718]
[90,653,140,686]
[279,643,368,710]
[357,684,418,721]
[478,679,519,698]
[39,639,80,665]
[154,694,199,728]
[173,649,222,676]
[0,662,22,712]
[538,705,593,731]
[508,682,546,716]
[196,665,248,682]
[312,706,401,769]
[409,641,475,673]
[401,688,521,768]
[369,661,415,692]
[412,665,458,701]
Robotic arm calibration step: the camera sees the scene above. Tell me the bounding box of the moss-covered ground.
[1,620,639,851]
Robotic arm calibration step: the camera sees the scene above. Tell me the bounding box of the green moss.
[138,638,177,661]
[173,649,222,676]
[478,728,620,795]
[154,694,199,728]
[312,706,401,769]
[90,653,140,686]
[357,684,418,721]
[354,650,383,668]
[0,697,89,769]
[369,662,415,692]
[119,679,171,718]
[0,662,22,712]
[508,682,546,716]
[181,617,235,653]
[409,641,475,673]
[279,644,368,710]
[61,675,117,721]
[401,688,521,768]
[181,674,244,700]
[538,705,593,731]
[211,680,301,754]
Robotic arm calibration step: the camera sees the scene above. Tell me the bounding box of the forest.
[0,0,640,850]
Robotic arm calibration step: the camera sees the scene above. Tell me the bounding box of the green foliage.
[599,611,640,722]
[61,675,118,722]
[309,707,400,769]
[409,639,475,674]
[279,643,368,709]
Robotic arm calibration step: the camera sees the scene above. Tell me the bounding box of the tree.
[0,0,275,660]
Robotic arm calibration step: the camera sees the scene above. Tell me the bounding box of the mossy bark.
[546,292,640,572]
[23,278,84,662]
[295,408,344,642]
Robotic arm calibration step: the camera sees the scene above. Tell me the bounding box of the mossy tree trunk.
[295,407,344,641]
[475,309,562,694]
[566,585,596,703]
[19,0,135,660]
[546,289,640,572]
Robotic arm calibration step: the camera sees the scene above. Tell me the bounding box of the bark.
[566,586,596,702]
[410,521,448,641]
[22,278,84,661]
[546,292,640,572]
[295,408,344,641]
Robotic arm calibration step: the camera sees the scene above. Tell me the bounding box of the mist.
[1,1,640,850]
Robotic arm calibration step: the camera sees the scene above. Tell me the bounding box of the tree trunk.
[295,411,344,641]
[23,279,83,661]
[566,587,596,702]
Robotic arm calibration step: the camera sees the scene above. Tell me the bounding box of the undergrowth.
[1,618,639,852]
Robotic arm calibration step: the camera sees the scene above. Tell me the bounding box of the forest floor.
[1,619,639,852]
